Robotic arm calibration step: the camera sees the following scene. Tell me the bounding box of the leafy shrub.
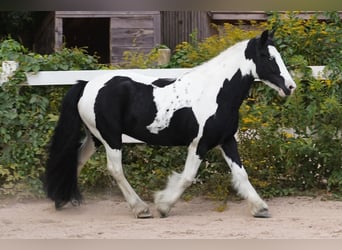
[268,11,342,67]
[121,47,160,69]
[168,23,265,68]
[0,39,101,196]
[238,11,342,196]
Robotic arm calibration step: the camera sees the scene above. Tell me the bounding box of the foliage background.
[0,11,341,200]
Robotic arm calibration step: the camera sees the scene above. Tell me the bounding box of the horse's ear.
[260,30,269,46]
[269,29,276,39]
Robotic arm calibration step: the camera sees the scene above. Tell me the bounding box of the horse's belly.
[124,107,200,146]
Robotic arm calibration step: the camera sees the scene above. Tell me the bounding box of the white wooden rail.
[24,66,327,86]
[25,68,191,86]
[0,61,328,143]
[0,61,327,86]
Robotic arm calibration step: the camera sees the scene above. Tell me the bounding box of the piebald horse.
[45,30,296,218]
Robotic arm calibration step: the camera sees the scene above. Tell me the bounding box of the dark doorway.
[63,18,110,64]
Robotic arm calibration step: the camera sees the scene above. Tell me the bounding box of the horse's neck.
[177,40,255,99]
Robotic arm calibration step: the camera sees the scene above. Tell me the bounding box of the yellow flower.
[325,80,332,87]
[283,132,294,139]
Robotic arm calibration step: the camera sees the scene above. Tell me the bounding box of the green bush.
[0,39,101,196]
[168,22,264,68]
[238,11,342,196]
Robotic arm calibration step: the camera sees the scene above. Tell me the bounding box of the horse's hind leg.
[105,145,152,218]
[58,130,97,208]
[220,138,270,218]
[77,129,97,176]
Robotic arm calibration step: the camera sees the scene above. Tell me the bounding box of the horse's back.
[78,72,199,147]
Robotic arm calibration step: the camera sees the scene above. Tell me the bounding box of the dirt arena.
[1,194,341,239]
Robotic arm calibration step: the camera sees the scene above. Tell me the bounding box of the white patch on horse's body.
[77,130,96,176]
[147,40,256,135]
[146,80,193,134]
[78,74,112,141]
[263,46,297,96]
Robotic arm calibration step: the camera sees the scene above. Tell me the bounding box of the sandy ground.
[0,194,342,239]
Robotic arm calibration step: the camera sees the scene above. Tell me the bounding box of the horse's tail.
[45,80,88,209]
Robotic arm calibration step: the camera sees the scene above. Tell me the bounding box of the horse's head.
[246,30,296,97]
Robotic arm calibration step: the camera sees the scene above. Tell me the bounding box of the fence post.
[0,61,19,86]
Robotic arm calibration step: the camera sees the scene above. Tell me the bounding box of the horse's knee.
[107,165,124,180]
[181,176,195,189]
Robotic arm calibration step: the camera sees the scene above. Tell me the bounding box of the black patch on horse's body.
[94,76,199,149]
[152,78,176,88]
[196,70,253,158]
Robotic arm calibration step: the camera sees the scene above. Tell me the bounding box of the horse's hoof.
[156,203,171,218]
[137,208,153,219]
[253,208,271,218]
[55,200,68,210]
[159,211,169,218]
[71,199,81,207]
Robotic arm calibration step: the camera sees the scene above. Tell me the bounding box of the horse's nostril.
[289,85,295,90]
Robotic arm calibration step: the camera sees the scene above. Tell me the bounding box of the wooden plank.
[153,14,161,45]
[22,66,327,87]
[54,17,63,51]
[110,24,156,62]
[111,33,154,47]
[161,11,212,50]
[209,11,268,20]
[111,17,154,29]
[209,11,342,21]
[111,28,154,39]
[55,11,160,18]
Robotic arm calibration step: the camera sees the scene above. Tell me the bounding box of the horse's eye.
[269,56,275,61]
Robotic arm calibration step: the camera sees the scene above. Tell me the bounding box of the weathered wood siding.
[43,11,160,64]
[110,11,161,63]
[161,11,212,50]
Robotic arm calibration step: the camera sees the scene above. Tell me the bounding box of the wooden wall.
[35,11,213,64]
[110,12,161,63]
[50,11,161,64]
[161,11,212,50]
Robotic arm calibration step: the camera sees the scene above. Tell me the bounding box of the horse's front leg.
[220,137,271,218]
[154,142,202,217]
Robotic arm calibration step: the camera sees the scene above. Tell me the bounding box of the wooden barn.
[35,11,162,64]
[35,11,217,64]
[34,11,342,65]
